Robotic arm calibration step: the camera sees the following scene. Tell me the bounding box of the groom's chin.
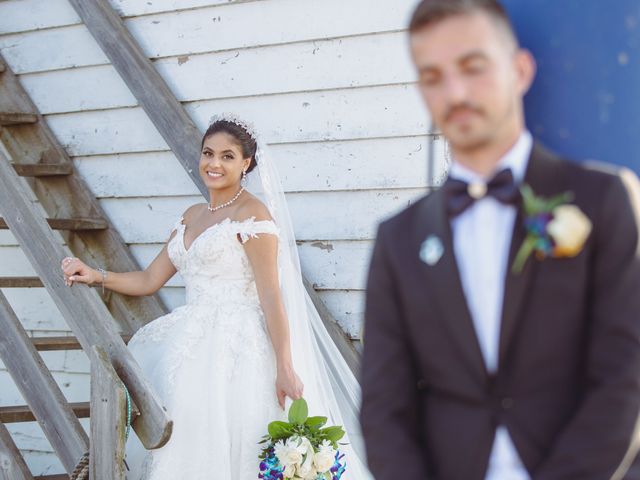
[444,131,492,154]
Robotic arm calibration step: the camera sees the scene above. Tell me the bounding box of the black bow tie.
[444,168,521,217]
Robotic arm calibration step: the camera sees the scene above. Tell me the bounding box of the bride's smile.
[199,133,250,195]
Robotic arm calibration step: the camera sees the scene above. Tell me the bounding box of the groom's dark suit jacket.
[361,143,640,480]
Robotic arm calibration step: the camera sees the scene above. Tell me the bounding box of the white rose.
[288,436,308,454]
[296,462,317,480]
[282,464,296,478]
[318,440,336,456]
[313,450,335,473]
[547,205,592,257]
[295,437,317,479]
[275,440,303,468]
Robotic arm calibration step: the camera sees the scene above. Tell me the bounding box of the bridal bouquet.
[258,398,347,480]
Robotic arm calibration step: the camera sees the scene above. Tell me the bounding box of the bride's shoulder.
[181,203,207,223]
[168,203,206,239]
[234,195,278,243]
[236,194,273,223]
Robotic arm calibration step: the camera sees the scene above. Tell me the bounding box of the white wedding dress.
[124,114,372,480]
[124,216,286,479]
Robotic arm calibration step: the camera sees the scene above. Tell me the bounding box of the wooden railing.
[90,346,129,478]
[0,150,172,478]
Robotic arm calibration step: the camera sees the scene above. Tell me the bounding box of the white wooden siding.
[0,0,447,473]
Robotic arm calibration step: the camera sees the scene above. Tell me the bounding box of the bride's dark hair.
[202,120,258,173]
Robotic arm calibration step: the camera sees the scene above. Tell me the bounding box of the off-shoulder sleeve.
[237,217,279,244]
[169,216,185,235]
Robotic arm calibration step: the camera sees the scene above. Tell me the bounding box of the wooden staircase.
[0,0,361,476]
[0,53,171,479]
[0,52,166,333]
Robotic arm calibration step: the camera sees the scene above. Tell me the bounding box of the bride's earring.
[241,169,248,187]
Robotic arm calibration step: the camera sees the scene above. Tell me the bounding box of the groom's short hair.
[409,0,519,47]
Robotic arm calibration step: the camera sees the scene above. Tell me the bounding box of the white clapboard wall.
[0,0,447,474]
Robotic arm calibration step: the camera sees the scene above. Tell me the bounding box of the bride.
[61,114,372,479]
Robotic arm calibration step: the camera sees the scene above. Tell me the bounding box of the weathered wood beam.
[0,151,172,449]
[0,403,91,424]
[32,334,133,351]
[0,217,108,231]
[90,346,127,480]
[0,421,33,480]
[0,291,88,474]
[303,277,362,376]
[69,0,362,375]
[13,163,72,177]
[67,0,203,191]
[0,53,167,333]
[0,400,140,425]
[0,112,38,126]
[0,277,43,288]
[0,278,136,290]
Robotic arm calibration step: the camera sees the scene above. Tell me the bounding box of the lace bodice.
[167,216,279,307]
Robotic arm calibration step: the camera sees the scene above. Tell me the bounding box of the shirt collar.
[449,130,533,184]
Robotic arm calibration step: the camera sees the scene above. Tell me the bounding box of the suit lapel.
[498,143,567,367]
[417,190,488,384]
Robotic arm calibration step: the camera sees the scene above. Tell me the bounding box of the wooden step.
[0,60,5,73]
[0,112,38,126]
[13,163,73,177]
[0,277,43,288]
[0,217,108,231]
[36,475,69,480]
[32,334,133,351]
[0,402,90,423]
[0,277,122,290]
[0,400,140,424]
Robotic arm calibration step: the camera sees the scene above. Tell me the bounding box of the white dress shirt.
[449,131,533,480]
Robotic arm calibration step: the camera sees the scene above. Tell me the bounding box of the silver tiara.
[208,112,259,141]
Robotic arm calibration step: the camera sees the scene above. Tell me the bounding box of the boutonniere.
[512,185,592,274]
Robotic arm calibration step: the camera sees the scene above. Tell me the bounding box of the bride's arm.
[242,208,304,408]
[61,239,177,296]
[62,242,177,296]
[60,203,203,296]
[62,205,203,295]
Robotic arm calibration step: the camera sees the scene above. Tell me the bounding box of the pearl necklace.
[207,187,245,213]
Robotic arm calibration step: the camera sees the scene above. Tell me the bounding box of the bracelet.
[96,267,107,295]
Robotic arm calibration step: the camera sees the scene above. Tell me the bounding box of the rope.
[69,381,133,477]
[122,381,132,442]
[70,452,89,480]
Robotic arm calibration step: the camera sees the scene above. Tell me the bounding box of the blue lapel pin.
[420,234,444,266]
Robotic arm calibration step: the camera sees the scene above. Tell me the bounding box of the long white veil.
[212,113,372,479]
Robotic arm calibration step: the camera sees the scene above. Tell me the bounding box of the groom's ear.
[514,49,537,96]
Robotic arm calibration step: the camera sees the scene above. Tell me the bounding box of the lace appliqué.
[236,216,280,244]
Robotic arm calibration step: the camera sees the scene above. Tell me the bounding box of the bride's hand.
[276,366,304,410]
[61,257,100,287]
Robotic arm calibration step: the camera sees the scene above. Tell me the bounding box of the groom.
[360,1,640,479]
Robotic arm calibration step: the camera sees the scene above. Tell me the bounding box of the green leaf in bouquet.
[305,416,328,429]
[321,426,346,443]
[268,420,292,439]
[288,398,309,425]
